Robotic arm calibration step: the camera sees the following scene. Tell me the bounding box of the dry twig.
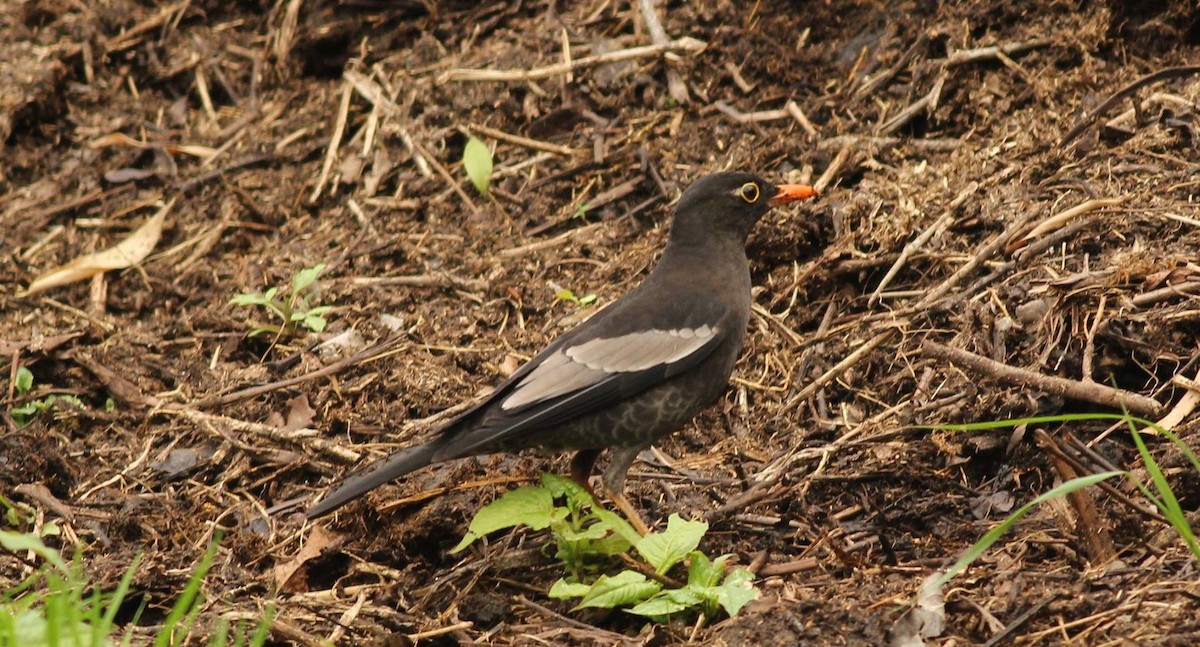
[637,0,690,104]
[192,336,406,409]
[778,331,894,416]
[1061,64,1200,146]
[468,122,581,156]
[308,81,354,203]
[922,340,1164,417]
[442,37,706,83]
[869,182,978,306]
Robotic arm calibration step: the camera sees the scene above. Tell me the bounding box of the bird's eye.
[738,182,760,203]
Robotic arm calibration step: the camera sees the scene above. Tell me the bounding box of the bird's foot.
[570,448,650,535]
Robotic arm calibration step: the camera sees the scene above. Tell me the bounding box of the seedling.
[463,136,493,195]
[454,474,758,623]
[10,366,86,426]
[1,494,58,539]
[229,264,332,338]
[553,285,597,307]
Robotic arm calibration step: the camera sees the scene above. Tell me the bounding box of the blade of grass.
[1126,420,1200,559]
[96,554,142,645]
[155,534,221,647]
[927,412,1156,431]
[936,471,1122,587]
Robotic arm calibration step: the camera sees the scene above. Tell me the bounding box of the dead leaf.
[88,132,145,148]
[275,524,341,593]
[284,394,316,432]
[23,199,174,296]
[969,491,1015,519]
[888,573,946,647]
[152,447,201,478]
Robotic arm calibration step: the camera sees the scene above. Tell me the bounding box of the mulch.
[2,1,1199,644]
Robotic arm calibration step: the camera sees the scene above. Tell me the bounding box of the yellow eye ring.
[738,182,760,203]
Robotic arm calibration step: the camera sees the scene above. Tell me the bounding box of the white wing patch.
[500,326,718,411]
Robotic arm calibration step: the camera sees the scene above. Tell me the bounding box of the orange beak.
[770,184,819,206]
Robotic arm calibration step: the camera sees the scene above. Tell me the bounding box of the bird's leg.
[599,445,651,536]
[604,488,651,537]
[569,449,601,498]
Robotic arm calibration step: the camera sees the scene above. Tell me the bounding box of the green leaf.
[627,588,702,617]
[540,473,594,508]
[15,366,33,395]
[451,486,555,553]
[575,571,661,610]
[687,551,730,588]
[229,292,267,307]
[591,507,643,548]
[463,137,493,194]
[0,530,69,573]
[636,514,708,574]
[557,521,613,544]
[292,264,325,294]
[554,288,578,304]
[303,314,327,332]
[547,579,592,600]
[715,568,758,617]
[587,532,637,557]
[577,294,597,306]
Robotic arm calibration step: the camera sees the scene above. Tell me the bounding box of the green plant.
[454,474,759,623]
[0,530,273,647]
[572,202,590,220]
[10,366,86,427]
[463,136,493,195]
[229,264,332,338]
[553,286,597,307]
[1,495,59,539]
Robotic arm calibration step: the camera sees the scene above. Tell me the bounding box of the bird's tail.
[306,442,440,519]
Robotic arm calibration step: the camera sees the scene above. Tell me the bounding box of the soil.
[3,1,1200,645]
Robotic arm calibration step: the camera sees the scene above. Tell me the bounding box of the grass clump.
[0,528,272,647]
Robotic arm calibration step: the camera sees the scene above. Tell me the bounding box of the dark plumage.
[307,171,818,520]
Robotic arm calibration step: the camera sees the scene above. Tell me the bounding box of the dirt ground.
[3,0,1200,644]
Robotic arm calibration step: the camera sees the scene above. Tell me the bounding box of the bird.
[306,171,818,531]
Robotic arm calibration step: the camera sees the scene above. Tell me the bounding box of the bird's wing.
[431,299,729,460]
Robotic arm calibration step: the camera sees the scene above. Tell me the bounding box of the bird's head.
[670,171,818,244]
